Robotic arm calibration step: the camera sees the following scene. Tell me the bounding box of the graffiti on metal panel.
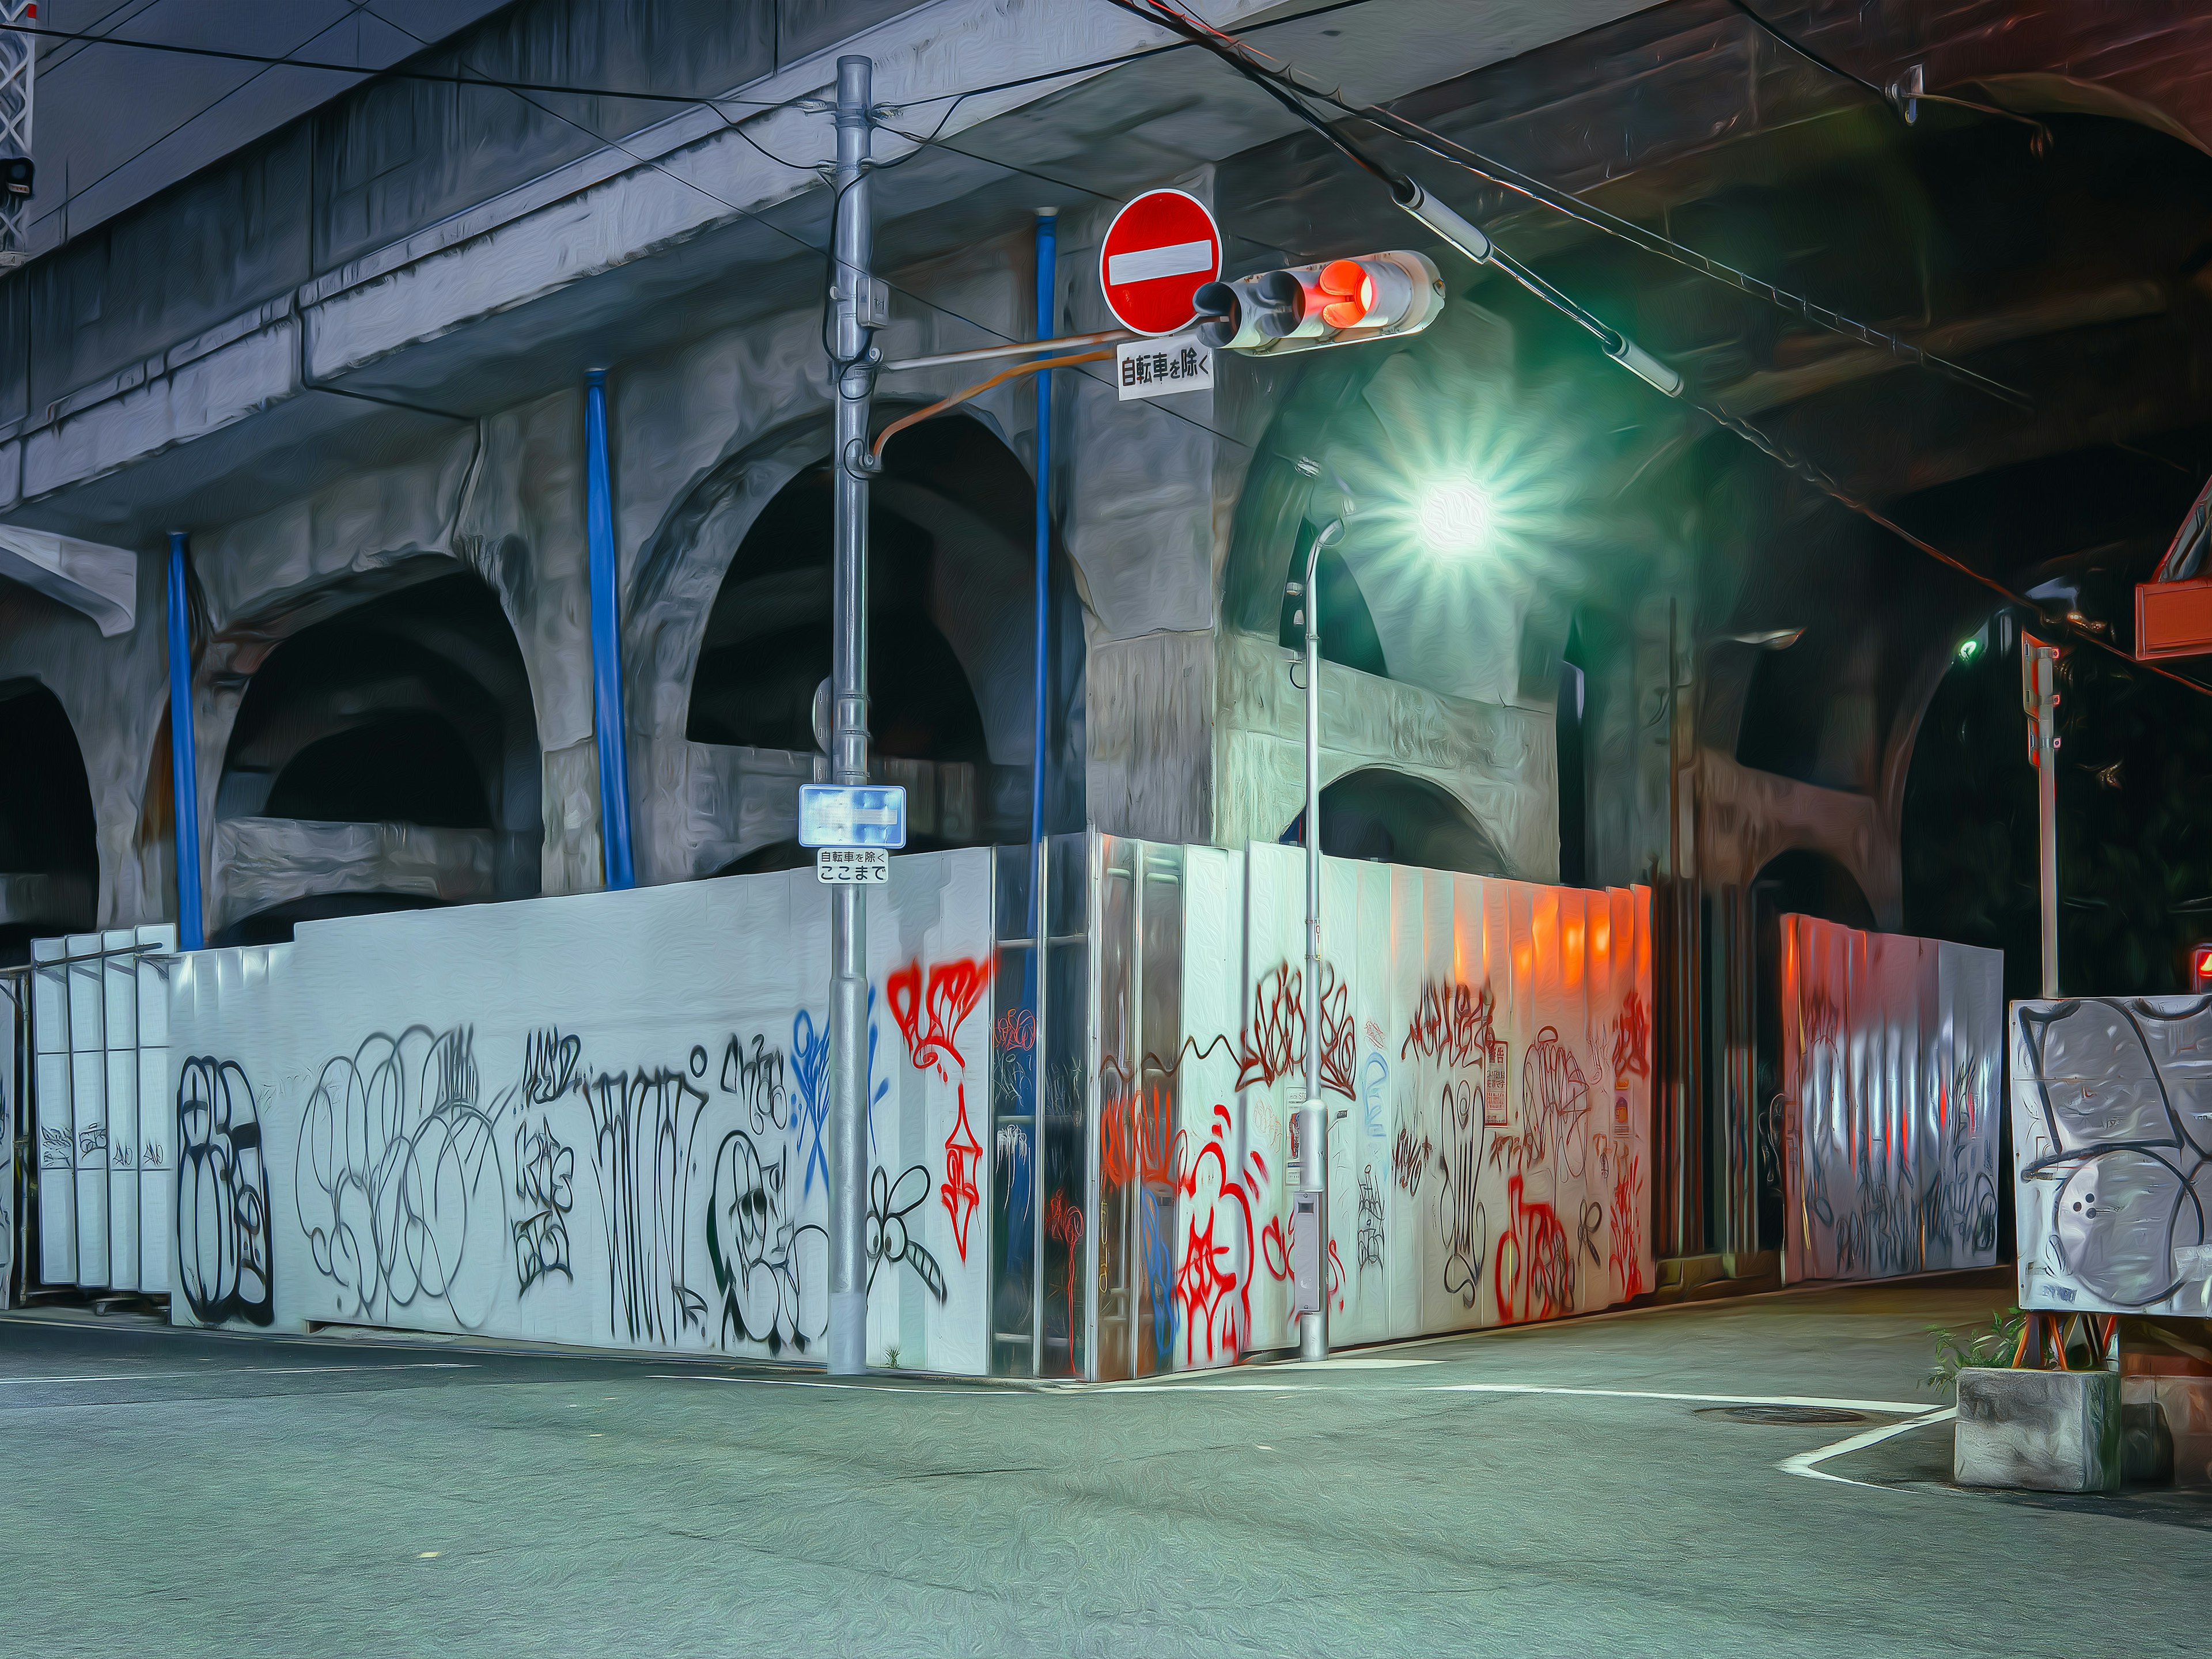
[1436,1081,1487,1308]
[295,1026,507,1330]
[1232,963,1357,1100]
[888,956,991,1081]
[2014,997,2212,1310]
[1393,1119,1433,1198]
[1357,1165,1385,1271]
[1046,1189,1085,1342]
[1610,1156,1647,1300]
[512,1116,575,1295]
[706,1127,828,1354]
[176,1055,275,1327]
[940,1086,984,1263]
[789,1009,832,1199]
[1174,1105,1268,1364]
[1495,1174,1573,1325]
[719,1032,788,1131]
[868,1162,947,1303]
[1402,979,1496,1069]
[1489,1027,1593,1179]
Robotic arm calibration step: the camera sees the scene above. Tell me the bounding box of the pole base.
[1298,1310,1327,1363]
[827,1290,868,1375]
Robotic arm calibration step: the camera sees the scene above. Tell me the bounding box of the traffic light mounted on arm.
[1194,251,1444,357]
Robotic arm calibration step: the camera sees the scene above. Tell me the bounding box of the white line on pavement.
[0,1363,476,1385]
[1422,1383,1932,1414]
[1779,1408,1957,1486]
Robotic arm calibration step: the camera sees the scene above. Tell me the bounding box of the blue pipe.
[165,532,204,950]
[1031,210,1057,850]
[585,369,637,891]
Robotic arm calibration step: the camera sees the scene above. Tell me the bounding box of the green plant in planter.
[1925,1307,2027,1394]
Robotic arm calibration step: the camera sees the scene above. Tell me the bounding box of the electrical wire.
[1107,0,2029,408]
[1722,0,2052,145]
[0,1,1390,127]
[327,4,1246,453]
[0,18,785,108]
[1112,1,2202,696]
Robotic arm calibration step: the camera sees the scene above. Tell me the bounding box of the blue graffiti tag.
[1362,1051,1389,1140]
[1141,1186,1179,1362]
[791,1009,832,1198]
[789,993,895,1194]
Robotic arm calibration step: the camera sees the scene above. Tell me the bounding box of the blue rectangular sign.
[797,783,907,849]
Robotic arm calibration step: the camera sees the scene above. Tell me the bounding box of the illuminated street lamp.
[1416,476,1493,557]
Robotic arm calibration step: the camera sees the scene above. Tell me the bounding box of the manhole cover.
[1696,1404,1869,1426]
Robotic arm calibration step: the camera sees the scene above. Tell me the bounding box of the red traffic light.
[1194,251,1443,357]
[2192,943,2212,987]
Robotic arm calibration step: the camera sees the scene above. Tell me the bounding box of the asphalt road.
[2,1271,2203,1657]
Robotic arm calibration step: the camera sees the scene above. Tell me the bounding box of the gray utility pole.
[2023,633,2062,997]
[827,55,877,1376]
[1290,459,1346,1362]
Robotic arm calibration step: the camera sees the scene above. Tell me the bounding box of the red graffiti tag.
[1610,988,1651,1081]
[1494,1173,1573,1325]
[1609,1156,1647,1301]
[1236,964,1304,1091]
[887,957,991,1080]
[1402,980,1496,1069]
[1047,1190,1085,1348]
[940,1086,983,1263]
[1101,1084,1177,1190]
[993,1005,1034,1053]
[1234,963,1355,1099]
[1174,1105,1269,1365]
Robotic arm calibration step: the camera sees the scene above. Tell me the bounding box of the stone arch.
[1279,766,1512,877]
[633,407,1084,877]
[0,679,100,963]
[204,557,541,943]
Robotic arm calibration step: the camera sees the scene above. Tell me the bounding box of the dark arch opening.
[1276,522,1388,679]
[214,566,540,945]
[0,680,99,965]
[686,414,1085,872]
[1279,767,1509,876]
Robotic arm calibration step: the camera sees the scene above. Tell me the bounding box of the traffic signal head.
[1194,251,1443,356]
[2193,943,2212,989]
[0,157,31,200]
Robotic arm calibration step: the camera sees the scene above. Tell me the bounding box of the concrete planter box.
[1955,1368,2122,1492]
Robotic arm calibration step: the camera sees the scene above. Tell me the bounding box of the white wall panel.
[169,854,994,1373]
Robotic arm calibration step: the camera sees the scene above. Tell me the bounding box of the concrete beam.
[0,526,138,636]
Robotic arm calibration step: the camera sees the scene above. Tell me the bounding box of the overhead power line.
[1105,0,2027,408]
[1108,0,2202,696]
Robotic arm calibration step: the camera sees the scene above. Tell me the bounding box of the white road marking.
[0,1363,475,1385]
[1422,1383,1932,1414]
[1779,1407,1956,1486]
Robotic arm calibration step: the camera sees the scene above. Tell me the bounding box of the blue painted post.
[1031,210,1057,849]
[164,532,204,949]
[585,369,636,891]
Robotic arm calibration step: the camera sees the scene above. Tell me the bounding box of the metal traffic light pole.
[827,55,876,1376]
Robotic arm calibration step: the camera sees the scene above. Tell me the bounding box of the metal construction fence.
[1778,915,2003,1285]
[3,839,1654,1377]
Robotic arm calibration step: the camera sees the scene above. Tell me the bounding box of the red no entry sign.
[1099,188,1222,337]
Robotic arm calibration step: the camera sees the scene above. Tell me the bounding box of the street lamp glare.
[1417,476,1493,555]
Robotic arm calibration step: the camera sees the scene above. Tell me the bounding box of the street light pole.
[827,54,876,1376]
[2023,633,2062,997]
[1291,462,1346,1364]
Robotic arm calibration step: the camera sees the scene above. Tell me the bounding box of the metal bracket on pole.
[824,55,876,1376]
